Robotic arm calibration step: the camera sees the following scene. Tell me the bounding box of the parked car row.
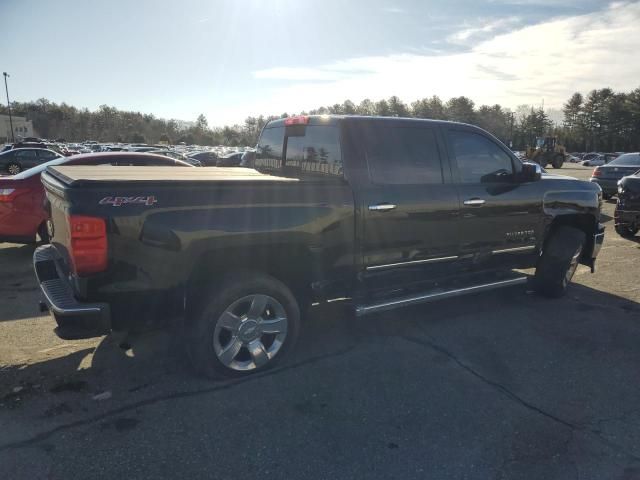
[1,139,255,173]
[184,150,248,167]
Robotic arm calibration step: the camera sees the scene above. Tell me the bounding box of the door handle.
[463,198,485,206]
[368,203,397,212]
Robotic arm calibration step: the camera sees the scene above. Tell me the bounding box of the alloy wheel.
[213,294,288,371]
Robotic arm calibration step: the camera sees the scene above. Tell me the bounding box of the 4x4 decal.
[99,196,157,207]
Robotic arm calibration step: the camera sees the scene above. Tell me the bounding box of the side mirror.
[520,162,542,182]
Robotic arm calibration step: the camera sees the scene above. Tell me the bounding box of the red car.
[0,152,194,244]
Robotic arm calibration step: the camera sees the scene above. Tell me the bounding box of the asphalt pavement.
[2,165,640,479]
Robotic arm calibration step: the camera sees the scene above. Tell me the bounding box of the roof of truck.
[46,165,297,185]
[265,114,472,129]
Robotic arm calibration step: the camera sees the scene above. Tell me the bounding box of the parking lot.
[1,164,640,479]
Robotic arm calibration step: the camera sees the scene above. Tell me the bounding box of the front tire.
[533,226,586,298]
[187,272,300,379]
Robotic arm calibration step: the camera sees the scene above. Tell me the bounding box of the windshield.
[608,153,640,166]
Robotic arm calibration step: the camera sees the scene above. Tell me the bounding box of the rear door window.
[362,126,444,184]
[284,125,343,180]
[15,150,37,159]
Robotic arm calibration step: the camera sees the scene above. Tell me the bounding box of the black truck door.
[354,121,461,298]
[444,126,544,271]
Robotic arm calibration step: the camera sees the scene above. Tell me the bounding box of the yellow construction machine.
[525,137,566,169]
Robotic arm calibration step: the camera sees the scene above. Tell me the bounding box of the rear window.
[255,124,344,180]
[609,154,640,166]
[255,127,284,174]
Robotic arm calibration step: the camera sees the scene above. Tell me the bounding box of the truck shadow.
[2,281,640,404]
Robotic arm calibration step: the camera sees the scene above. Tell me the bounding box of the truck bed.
[47,165,298,185]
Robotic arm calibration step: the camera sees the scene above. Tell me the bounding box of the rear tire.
[187,272,300,379]
[533,226,586,298]
[6,162,21,175]
[615,224,638,238]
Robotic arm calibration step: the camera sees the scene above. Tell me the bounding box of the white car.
[582,156,605,166]
[582,153,619,167]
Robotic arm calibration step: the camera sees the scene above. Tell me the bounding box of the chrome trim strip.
[463,198,485,206]
[355,277,528,316]
[492,245,536,255]
[366,255,459,271]
[368,204,397,212]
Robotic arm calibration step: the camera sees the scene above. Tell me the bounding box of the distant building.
[0,114,37,142]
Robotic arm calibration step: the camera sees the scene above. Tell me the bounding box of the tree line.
[2,86,639,152]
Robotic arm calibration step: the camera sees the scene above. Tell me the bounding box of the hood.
[619,175,640,194]
[541,173,578,180]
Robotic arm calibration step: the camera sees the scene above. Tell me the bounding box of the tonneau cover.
[46,165,298,185]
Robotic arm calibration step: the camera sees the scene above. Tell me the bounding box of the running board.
[355,276,528,316]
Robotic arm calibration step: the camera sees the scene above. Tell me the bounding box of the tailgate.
[42,167,161,278]
[41,169,74,274]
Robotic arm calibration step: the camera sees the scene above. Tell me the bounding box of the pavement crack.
[402,334,576,428]
[402,334,640,465]
[0,344,357,452]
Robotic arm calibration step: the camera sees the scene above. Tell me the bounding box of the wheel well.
[184,245,313,316]
[545,214,595,261]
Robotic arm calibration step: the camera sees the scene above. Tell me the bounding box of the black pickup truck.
[34,116,605,378]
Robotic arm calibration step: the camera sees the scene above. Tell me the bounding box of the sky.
[1,0,639,126]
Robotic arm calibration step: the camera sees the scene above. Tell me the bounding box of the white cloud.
[215,2,640,124]
[447,16,522,44]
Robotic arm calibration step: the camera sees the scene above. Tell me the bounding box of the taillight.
[0,188,28,202]
[284,115,309,126]
[69,215,107,275]
[592,168,601,177]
